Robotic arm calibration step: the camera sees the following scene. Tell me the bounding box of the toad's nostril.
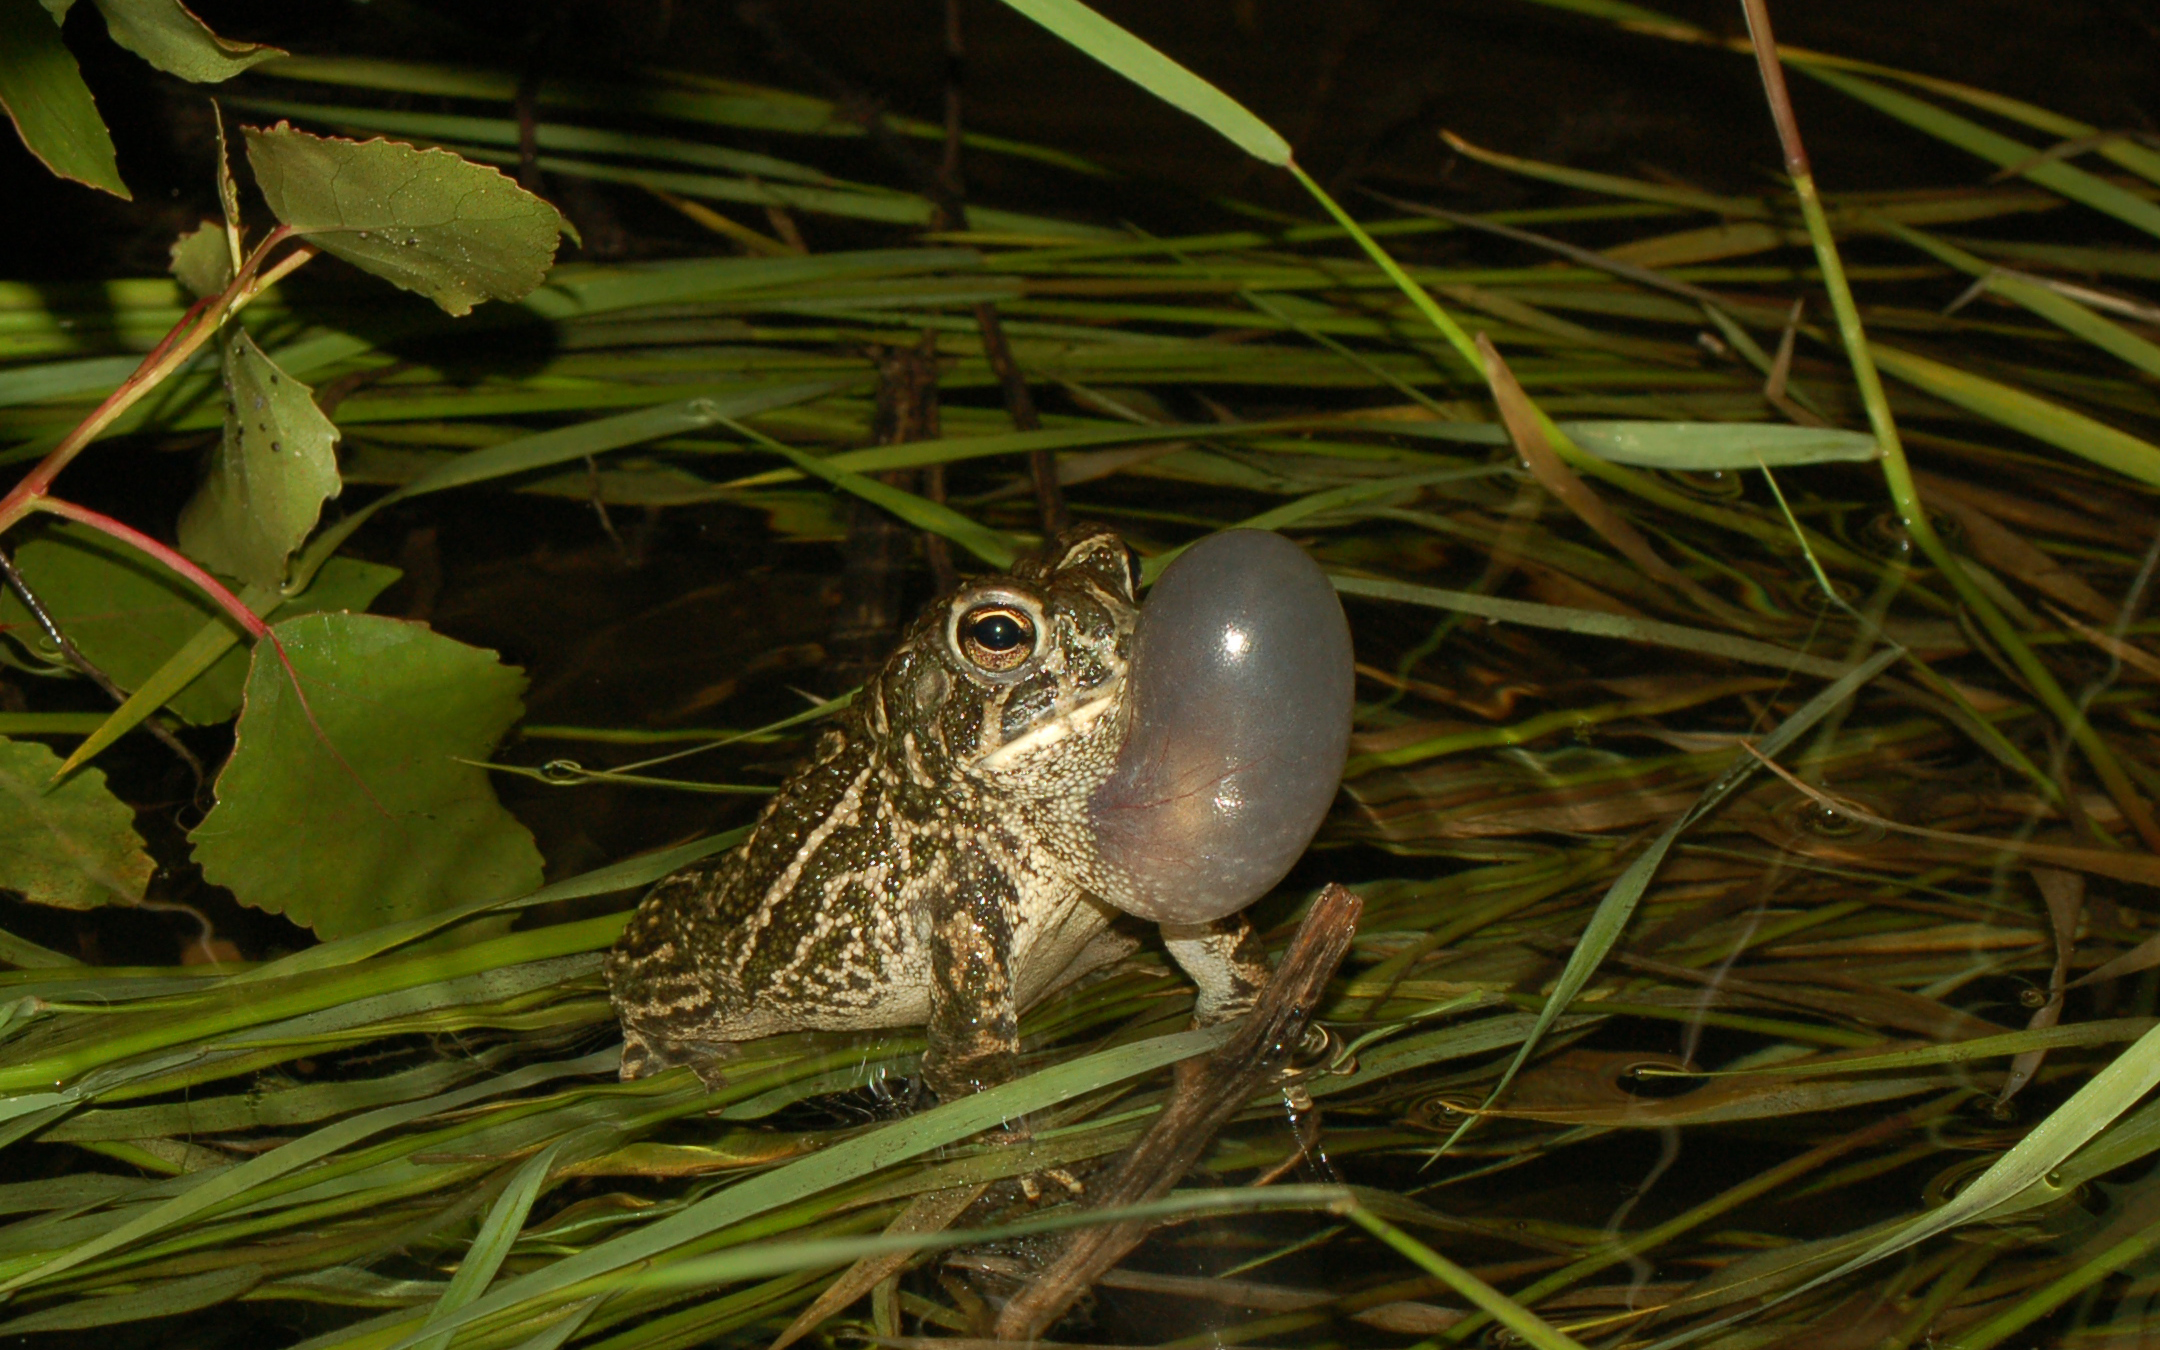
[1085,530,1353,925]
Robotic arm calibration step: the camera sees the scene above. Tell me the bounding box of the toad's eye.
[958,605,1036,671]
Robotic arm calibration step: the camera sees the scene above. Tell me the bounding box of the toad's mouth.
[1081,531,1353,926]
[974,689,1122,772]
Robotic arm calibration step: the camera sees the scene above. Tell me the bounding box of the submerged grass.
[3,4,2160,1347]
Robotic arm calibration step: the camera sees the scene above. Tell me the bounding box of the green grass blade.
[1342,1206,1586,1350]
[223,98,878,190]
[639,1185,1354,1291]
[294,382,855,589]
[989,0,1290,165]
[1744,1019,2160,1331]
[1806,60,2160,189]
[414,1133,583,1350]
[1643,1019,2157,1079]
[0,1265,263,1334]
[1878,222,2160,381]
[1136,467,1510,583]
[720,419,1021,569]
[1800,66,2160,241]
[228,830,740,986]
[52,580,275,778]
[506,1297,599,1350]
[54,381,850,777]
[1329,574,1852,678]
[1946,1209,2160,1350]
[1870,343,2160,490]
[1441,130,1767,218]
[251,55,1109,178]
[1380,419,1880,469]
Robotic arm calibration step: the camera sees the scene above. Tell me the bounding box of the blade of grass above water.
[224,828,749,988]
[1330,574,1852,677]
[0,916,628,1093]
[1870,344,2160,491]
[222,99,889,190]
[1879,223,2160,381]
[413,1132,589,1350]
[1797,66,2160,242]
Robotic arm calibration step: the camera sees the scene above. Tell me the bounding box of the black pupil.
[970,613,1027,651]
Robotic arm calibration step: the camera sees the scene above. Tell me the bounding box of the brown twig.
[974,302,1069,536]
[939,0,966,205]
[992,884,1364,1342]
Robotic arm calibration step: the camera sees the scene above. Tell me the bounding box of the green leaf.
[244,121,573,316]
[86,0,280,83]
[176,328,343,589]
[0,523,399,725]
[0,737,152,910]
[990,0,1290,166]
[0,0,128,198]
[188,613,543,937]
[167,219,233,299]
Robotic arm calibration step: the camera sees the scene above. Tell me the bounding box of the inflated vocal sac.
[1086,530,1353,925]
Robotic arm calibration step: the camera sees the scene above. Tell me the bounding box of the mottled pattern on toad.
[606,526,1271,1099]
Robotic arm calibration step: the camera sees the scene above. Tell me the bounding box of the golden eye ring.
[957,604,1037,672]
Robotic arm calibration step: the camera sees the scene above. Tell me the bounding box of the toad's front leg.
[1161,912,1271,1026]
[922,859,1021,1100]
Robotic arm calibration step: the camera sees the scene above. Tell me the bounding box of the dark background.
[6,0,2157,277]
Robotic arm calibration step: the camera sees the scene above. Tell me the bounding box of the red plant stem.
[1737,0,1810,177]
[0,226,307,535]
[31,497,270,641]
[136,295,217,381]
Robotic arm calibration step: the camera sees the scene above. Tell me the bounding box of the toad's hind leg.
[606,864,748,1084]
[1160,913,1271,1026]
